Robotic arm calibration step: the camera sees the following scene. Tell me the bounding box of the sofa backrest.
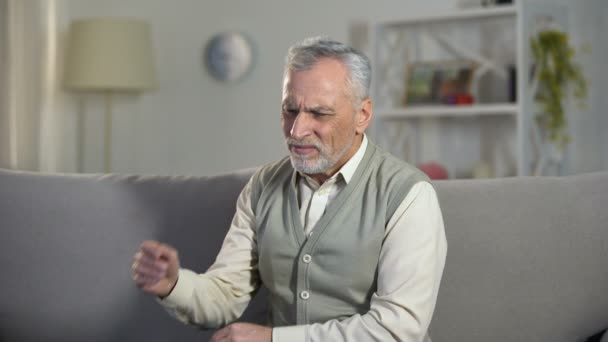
[430,172,608,342]
[1,168,607,341]
[0,169,258,341]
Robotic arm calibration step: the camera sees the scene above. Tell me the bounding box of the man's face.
[281,58,370,182]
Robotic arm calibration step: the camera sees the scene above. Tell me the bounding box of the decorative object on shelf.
[481,0,513,6]
[530,29,587,149]
[529,27,588,176]
[204,32,254,83]
[507,64,517,102]
[472,161,494,178]
[64,18,157,173]
[373,3,602,179]
[402,63,435,104]
[417,162,449,180]
[403,61,476,106]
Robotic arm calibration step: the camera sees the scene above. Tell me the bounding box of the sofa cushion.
[429,172,608,342]
[0,168,261,342]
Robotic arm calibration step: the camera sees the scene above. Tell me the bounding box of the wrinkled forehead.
[281,80,338,110]
[282,59,352,101]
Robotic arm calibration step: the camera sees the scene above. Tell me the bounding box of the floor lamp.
[64,18,156,173]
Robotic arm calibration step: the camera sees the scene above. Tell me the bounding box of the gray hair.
[283,36,371,105]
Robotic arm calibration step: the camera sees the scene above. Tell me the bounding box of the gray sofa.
[1,167,607,342]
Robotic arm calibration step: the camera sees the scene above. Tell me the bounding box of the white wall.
[61,0,459,176]
[0,0,7,165]
[60,0,607,176]
[600,2,608,171]
[566,0,608,174]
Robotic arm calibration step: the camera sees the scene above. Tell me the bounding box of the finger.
[133,254,168,273]
[139,240,163,258]
[133,251,151,267]
[132,268,161,281]
[133,274,158,288]
[211,326,230,342]
[132,261,167,279]
[155,244,178,262]
[140,241,177,262]
[132,272,161,288]
[132,259,164,279]
[134,256,170,278]
[132,259,166,277]
[134,250,154,263]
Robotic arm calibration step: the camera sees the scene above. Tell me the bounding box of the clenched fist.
[131,240,180,297]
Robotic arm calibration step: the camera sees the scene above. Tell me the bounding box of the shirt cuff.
[272,325,306,342]
[158,268,197,309]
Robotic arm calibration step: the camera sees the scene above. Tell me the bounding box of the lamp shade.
[64,18,156,91]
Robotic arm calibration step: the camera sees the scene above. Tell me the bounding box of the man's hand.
[131,240,180,298]
[211,323,272,342]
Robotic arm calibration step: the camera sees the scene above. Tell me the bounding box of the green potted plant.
[530,29,588,150]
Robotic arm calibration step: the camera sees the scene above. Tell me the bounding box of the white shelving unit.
[370,0,572,178]
[376,104,518,119]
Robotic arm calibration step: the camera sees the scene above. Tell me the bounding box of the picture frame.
[403,60,477,105]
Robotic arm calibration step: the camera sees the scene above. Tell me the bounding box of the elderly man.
[132,36,447,342]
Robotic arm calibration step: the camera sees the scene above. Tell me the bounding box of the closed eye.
[284,109,299,116]
[310,110,335,118]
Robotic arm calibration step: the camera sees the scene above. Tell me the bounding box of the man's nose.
[290,112,313,139]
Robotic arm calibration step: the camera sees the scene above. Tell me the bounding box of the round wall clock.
[204,32,254,82]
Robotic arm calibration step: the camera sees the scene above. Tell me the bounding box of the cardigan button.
[300,291,310,300]
[302,254,312,263]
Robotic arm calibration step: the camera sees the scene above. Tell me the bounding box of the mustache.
[286,138,322,149]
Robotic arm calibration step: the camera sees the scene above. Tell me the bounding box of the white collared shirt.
[298,135,368,235]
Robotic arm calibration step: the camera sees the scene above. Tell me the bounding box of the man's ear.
[355,98,373,134]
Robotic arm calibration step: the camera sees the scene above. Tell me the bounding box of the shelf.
[377,5,517,27]
[376,103,518,119]
[371,0,598,178]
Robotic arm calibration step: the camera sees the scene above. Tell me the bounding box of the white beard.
[287,134,355,174]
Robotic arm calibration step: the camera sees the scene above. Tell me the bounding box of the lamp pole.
[104,90,113,173]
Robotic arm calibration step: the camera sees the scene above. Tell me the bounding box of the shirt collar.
[299,134,368,187]
[339,134,367,184]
